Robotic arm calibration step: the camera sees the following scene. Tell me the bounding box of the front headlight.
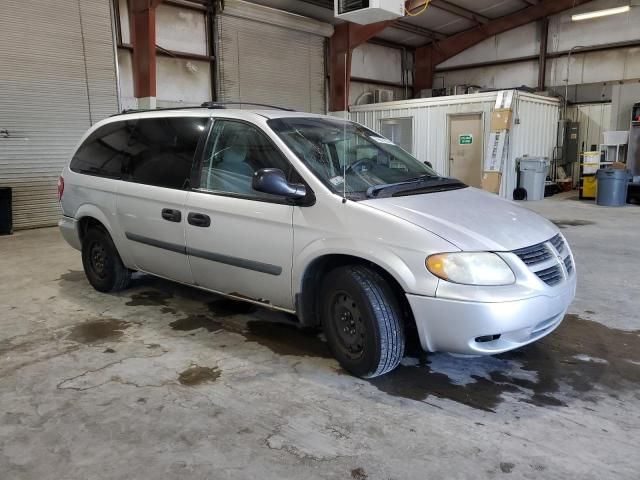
[426,252,515,286]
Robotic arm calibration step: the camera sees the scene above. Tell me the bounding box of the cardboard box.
[491,108,513,132]
[482,171,502,194]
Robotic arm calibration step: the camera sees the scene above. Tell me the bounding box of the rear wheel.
[81,226,131,292]
[320,265,405,378]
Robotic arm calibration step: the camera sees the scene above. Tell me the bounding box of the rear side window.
[125,117,208,190]
[71,121,135,178]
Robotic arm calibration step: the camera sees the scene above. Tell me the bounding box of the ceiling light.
[572,6,630,21]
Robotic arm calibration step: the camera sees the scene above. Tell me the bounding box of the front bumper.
[58,216,81,251]
[407,275,576,355]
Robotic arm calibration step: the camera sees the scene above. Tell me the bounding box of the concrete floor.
[1,194,639,480]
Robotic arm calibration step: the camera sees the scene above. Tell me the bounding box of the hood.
[361,187,558,252]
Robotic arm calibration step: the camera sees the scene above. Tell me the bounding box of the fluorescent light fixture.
[572,5,630,21]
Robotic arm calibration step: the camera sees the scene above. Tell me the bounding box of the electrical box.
[335,0,405,25]
[557,120,580,166]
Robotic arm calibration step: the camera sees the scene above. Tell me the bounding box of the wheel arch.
[74,204,135,269]
[295,253,415,330]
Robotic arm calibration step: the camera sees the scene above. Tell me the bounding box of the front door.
[185,118,296,309]
[449,114,483,188]
[116,115,208,284]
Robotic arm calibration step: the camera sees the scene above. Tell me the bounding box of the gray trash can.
[519,158,549,201]
[596,169,631,206]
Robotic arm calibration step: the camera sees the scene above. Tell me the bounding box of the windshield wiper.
[366,174,437,198]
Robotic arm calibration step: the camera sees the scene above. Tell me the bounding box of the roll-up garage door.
[0,0,118,230]
[216,0,333,114]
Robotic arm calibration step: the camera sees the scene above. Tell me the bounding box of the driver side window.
[199,120,292,199]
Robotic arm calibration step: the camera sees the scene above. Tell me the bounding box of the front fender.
[293,236,439,297]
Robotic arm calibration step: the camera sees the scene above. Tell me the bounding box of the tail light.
[57,176,64,202]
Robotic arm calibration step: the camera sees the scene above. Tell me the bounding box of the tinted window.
[125,117,208,189]
[198,120,292,199]
[71,121,135,178]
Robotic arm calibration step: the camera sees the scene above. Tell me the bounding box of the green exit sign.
[459,134,473,145]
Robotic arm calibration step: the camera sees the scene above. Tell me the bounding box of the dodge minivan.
[59,105,576,378]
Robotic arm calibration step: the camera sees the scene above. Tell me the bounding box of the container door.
[449,114,483,188]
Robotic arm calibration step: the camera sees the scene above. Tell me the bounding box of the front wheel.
[81,226,131,293]
[320,265,405,378]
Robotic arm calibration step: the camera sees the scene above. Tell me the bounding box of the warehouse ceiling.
[240,0,546,46]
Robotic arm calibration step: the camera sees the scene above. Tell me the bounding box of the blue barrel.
[596,169,631,206]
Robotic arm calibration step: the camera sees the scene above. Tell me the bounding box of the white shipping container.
[349,91,560,199]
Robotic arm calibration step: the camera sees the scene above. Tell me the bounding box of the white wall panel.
[156,3,207,55]
[352,43,403,85]
[157,57,211,105]
[437,0,640,92]
[439,23,540,69]
[437,61,538,90]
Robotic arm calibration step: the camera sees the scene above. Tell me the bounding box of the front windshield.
[267,117,440,199]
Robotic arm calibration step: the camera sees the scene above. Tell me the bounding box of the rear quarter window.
[70,121,136,178]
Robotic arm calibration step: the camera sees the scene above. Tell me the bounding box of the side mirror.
[424,161,433,168]
[253,168,307,200]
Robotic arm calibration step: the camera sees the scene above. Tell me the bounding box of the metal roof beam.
[414,0,595,90]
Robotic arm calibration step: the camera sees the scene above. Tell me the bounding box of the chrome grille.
[550,234,566,254]
[564,255,574,275]
[513,242,553,266]
[535,265,564,286]
[512,234,572,287]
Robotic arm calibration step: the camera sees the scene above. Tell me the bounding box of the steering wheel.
[344,158,375,174]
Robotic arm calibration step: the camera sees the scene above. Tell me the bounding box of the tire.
[81,226,131,293]
[320,265,405,378]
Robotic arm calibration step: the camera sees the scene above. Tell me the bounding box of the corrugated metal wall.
[351,92,561,200]
[0,0,118,230]
[216,2,327,114]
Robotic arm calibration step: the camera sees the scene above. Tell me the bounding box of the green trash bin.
[596,169,631,207]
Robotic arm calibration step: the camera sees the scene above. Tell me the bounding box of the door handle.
[161,208,182,222]
[188,212,211,228]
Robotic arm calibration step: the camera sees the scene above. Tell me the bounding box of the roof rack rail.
[111,105,205,117]
[109,101,295,117]
[200,101,294,111]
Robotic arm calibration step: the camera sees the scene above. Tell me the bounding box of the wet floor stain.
[351,467,368,479]
[551,219,596,228]
[369,314,640,412]
[67,319,130,344]
[169,314,223,333]
[208,298,258,317]
[126,290,173,307]
[243,321,332,359]
[58,270,86,282]
[178,365,221,386]
[500,462,515,474]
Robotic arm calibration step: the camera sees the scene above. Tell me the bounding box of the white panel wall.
[349,43,412,105]
[435,61,539,91]
[438,23,541,69]
[156,3,207,55]
[437,0,640,91]
[352,43,404,85]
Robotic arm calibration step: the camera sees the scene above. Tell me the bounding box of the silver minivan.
[59,105,576,378]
